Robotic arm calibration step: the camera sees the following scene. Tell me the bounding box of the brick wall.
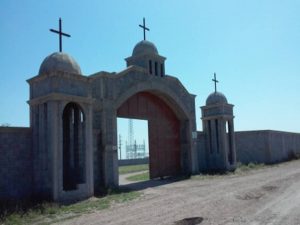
[0,127,33,200]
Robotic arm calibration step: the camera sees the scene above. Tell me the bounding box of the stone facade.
[27,71,94,202]
[0,40,197,202]
[90,62,197,192]
[1,39,300,203]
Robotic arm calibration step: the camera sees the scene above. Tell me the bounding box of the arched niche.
[62,102,86,191]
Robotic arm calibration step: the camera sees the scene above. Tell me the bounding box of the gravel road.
[58,160,300,225]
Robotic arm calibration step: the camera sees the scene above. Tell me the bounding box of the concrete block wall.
[236,130,300,164]
[0,127,33,199]
[235,131,270,164]
[268,131,300,162]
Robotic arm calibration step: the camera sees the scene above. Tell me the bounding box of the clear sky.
[1,0,300,136]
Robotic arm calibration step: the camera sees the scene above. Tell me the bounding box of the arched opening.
[117,118,150,185]
[62,102,86,191]
[117,91,181,179]
[226,121,234,165]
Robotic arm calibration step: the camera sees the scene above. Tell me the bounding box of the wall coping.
[0,127,31,133]
[235,130,300,135]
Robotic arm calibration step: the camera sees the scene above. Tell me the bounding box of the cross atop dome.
[139,17,150,41]
[212,73,219,93]
[50,18,71,52]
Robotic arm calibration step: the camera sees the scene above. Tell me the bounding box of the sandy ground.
[58,160,300,225]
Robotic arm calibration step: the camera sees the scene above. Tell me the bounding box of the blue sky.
[1,0,300,138]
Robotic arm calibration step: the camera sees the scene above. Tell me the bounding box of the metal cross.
[139,17,150,40]
[212,73,219,93]
[50,18,71,52]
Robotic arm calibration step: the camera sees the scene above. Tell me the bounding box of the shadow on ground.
[119,176,190,191]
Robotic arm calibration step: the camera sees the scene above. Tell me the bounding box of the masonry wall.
[236,130,300,164]
[268,131,300,162]
[0,127,33,200]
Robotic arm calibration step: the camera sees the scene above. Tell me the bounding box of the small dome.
[39,52,81,75]
[132,40,158,56]
[206,92,228,105]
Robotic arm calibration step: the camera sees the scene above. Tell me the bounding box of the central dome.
[39,52,81,75]
[206,92,228,105]
[132,40,158,56]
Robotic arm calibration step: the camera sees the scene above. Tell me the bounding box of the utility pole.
[119,134,122,159]
[134,140,137,158]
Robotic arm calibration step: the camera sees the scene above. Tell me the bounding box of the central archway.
[117,91,181,178]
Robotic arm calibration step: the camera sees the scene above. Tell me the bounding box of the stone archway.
[117,91,181,178]
[94,71,198,189]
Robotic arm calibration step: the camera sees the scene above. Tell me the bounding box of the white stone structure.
[201,92,237,171]
[24,39,198,201]
[28,52,94,201]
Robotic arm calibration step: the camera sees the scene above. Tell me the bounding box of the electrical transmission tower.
[128,119,134,146]
[126,119,146,159]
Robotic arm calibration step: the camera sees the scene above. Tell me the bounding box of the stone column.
[228,119,236,167]
[190,117,199,174]
[180,120,192,175]
[101,106,118,188]
[85,104,94,196]
[202,120,211,163]
[219,119,228,168]
[210,119,217,155]
[47,100,60,201]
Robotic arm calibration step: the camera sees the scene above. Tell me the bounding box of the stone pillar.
[202,120,210,166]
[85,104,94,196]
[47,100,60,201]
[180,119,196,175]
[219,119,228,168]
[210,120,217,155]
[228,119,236,168]
[101,107,118,188]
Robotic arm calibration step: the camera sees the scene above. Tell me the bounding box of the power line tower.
[126,119,147,159]
[126,119,134,159]
[128,119,134,146]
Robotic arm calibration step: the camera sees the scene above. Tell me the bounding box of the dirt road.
[59,160,300,225]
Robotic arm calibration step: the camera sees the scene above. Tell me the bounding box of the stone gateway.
[1,34,300,203]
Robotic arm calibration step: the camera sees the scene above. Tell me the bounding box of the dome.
[206,92,228,105]
[132,40,158,56]
[39,52,81,75]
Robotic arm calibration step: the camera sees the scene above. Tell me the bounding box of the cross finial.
[212,72,219,93]
[50,18,71,52]
[139,17,150,40]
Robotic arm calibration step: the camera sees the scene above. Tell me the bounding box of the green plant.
[118,164,149,174]
[126,172,149,181]
[1,190,141,225]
